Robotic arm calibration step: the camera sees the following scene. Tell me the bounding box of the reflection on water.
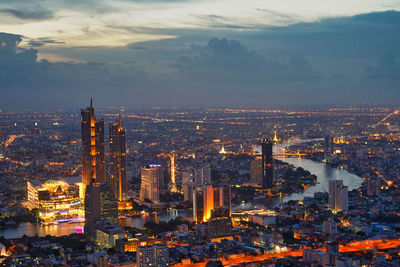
[120,210,193,229]
[271,142,361,205]
[1,140,362,239]
[0,222,84,240]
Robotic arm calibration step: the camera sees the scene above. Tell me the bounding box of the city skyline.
[1,103,400,265]
[1,1,400,266]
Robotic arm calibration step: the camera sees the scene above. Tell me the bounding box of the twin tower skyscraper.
[81,99,127,202]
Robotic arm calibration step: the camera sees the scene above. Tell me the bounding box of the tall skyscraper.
[250,157,262,187]
[261,139,274,189]
[109,115,127,202]
[193,185,231,223]
[193,186,205,223]
[139,165,162,204]
[329,180,348,212]
[84,182,118,238]
[169,153,176,190]
[213,186,231,215]
[328,180,343,209]
[335,185,348,212]
[207,207,232,240]
[136,244,169,267]
[81,99,105,186]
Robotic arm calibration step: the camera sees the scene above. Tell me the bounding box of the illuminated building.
[261,139,274,189]
[273,131,279,142]
[250,157,262,187]
[81,98,105,186]
[117,234,150,252]
[193,186,205,223]
[139,165,162,204]
[248,214,276,226]
[84,182,118,238]
[109,115,127,201]
[328,180,343,209]
[136,244,169,267]
[27,177,84,223]
[335,185,348,212]
[193,185,231,223]
[329,180,348,212]
[219,145,226,154]
[213,186,231,215]
[207,207,232,241]
[204,185,214,221]
[95,220,125,249]
[169,153,176,191]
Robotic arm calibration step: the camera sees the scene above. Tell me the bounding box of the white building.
[335,185,348,212]
[136,244,169,267]
[323,218,337,235]
[303,249,330,266]
[329,180,348,212]
[139,165,162,204]
[328,180,343,209]
[249,214,276,226]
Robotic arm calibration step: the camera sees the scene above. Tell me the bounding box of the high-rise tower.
[193,185,231,224]
[84,182,118,238]
[81,99,105,186]
[139,165,162,204]
[250,157,262,187]
[109,115,127,201]
[261,139,274,189]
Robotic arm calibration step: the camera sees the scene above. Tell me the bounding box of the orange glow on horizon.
[172,238,400,267]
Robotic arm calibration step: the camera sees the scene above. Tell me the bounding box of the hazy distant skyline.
[0,0,400,108]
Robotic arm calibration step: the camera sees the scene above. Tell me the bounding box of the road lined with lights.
[172,238,400,266]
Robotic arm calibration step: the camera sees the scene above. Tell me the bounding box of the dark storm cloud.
[2,10,400,108]
[0,32,147,100]
[0,5,53,20]
[26,37,65,47]
[366,51,400,80]
[245,10,400,60]
[173,38,318,83]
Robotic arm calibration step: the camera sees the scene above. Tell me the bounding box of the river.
[0,141,362,239]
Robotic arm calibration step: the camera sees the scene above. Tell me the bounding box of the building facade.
[139,165,162,204]
[207,207,232,240]
[27,177,84,223]
[136,245,169,267]
[250,157,262,187]
[109,115,127,202]
[193,185,231,223]
[195,166,211,185]
[84,182,118,238]
[329,180,348,212]
[261,139,274,189]
[81,99,105,186]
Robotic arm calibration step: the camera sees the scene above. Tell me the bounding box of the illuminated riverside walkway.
[172,238,400,266]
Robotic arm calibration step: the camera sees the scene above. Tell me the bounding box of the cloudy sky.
[1,0,400,108]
